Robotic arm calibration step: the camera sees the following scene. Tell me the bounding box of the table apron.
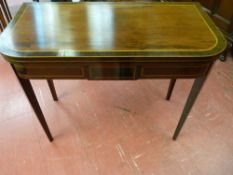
[13,61,212,79]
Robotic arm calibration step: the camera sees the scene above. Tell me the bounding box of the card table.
[0,2,226,141]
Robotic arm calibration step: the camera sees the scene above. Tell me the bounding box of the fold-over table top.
[0,2,226,60]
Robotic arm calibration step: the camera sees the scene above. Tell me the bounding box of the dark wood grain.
[0,2,226,60]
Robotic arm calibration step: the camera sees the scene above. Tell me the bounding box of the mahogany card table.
[0,2,226,141]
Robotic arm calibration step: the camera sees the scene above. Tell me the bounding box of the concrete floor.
[1,0,233,174]
[1,52,233,175]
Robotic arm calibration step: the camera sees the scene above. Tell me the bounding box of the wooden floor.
[1,52,233,175]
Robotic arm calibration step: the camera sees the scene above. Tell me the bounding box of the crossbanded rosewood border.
[0,2,226,60]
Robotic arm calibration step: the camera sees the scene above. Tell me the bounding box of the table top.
[0,2,226,61]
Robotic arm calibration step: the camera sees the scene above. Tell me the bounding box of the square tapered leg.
[12,65,53,141]
[166,79,176,100]
[47,79,58,101]
[172,76,207,140]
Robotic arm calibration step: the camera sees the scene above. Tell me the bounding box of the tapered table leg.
[47,79,58,101]
[12,66,53,141]
[166,79,176,100]
[172,76,206,140]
